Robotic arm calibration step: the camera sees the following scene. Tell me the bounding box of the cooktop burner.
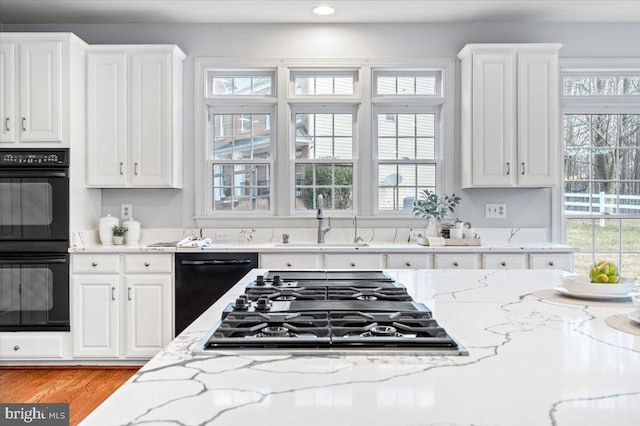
[195,270,467,355]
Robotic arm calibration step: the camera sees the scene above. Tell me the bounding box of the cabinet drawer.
[73,254,120,273]
[529,254,573,271]
[0,334,63,358]
[324,254,384,269]
[433,254,481,269]
[387,254,432,269]
[260,254,322,269]
[483,254,527,270]
[124,254,173,273]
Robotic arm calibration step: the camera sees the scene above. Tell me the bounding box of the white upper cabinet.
[458,44,562,188]
[86,46,185,188]
[0,35,79,146]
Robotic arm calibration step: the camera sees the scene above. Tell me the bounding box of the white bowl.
[561,275,636,295]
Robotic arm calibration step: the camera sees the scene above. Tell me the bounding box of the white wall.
[4,22,639,238]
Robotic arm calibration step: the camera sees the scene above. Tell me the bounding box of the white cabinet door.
[73,275,119,358]
[529,254,573,271]
[324,254,385,269]
[470,51,515,187]
[130,53,171,187]
[18,41,62,142]
[124,275,172,358]
[260,253,322,269]
[0,42,16,144]
[483,254,527,270]
[517,51,558,187]
[87,53,128,186]
[387,254,432,269]
[434,254,481,269]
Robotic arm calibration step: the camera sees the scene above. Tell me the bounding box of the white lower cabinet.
[72,253,173,360]
[483,254,527,270]
[324,254,385,269]
[260,253,322,269]
[529,254,573,271]
[0,333,69,359]
[387,254,432,269]
[433,254,481,269]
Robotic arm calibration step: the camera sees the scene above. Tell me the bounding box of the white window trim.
[556,58,640,242]
[193,57,454,227]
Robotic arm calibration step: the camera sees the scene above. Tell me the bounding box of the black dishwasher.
[175,252,258,335]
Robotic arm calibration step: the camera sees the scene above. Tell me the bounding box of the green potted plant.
[111,225,128,245]
[412,189,461,237]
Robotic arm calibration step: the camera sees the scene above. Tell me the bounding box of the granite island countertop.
[80,269,639,426]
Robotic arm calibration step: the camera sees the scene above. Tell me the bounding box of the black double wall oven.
[0,149,70,331]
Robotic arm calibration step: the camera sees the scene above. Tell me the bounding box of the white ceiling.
[1,0,639,24]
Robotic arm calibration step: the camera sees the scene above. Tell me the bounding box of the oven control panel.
[0,150,68,167]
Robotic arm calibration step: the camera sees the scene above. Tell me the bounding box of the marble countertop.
[70,242,577,253]
[81,269,639,426]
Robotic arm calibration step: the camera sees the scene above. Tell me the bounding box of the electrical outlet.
[215,231,231,242]
[485,203,506,219]
[121,203,132,220]
[409,230,422,240]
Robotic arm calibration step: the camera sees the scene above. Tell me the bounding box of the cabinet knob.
[144,262,150,267]
[453,261,459,267]
[405,262,411,267]
[91,262,98,267]
[13,345,20,351]
[501,261,506,266]
[350,262,356,267]
[548,261,554,266]
[286,262,292,267]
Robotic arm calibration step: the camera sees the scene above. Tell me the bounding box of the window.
[562,62,640,277]
[373,71,443,213]
[195,59,453,224]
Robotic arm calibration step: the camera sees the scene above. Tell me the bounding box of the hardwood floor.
[0,367,139,425]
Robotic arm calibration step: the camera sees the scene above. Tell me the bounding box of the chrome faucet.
[316,194,331,243]
[353,216,364,244]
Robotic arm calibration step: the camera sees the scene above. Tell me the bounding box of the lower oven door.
[0,253,70,331]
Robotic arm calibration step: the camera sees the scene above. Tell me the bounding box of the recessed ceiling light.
[312,5,335,15]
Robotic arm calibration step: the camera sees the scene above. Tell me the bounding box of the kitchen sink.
[274,243,369,248]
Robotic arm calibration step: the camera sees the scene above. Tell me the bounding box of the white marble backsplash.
[71,227,548,248]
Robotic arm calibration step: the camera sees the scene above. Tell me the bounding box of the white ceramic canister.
[123,218,141,245]
[99,214,119,245]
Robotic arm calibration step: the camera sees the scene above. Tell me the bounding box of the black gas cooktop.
[195,270,467,355]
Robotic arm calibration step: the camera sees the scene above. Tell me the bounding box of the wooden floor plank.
[0,367,139,425]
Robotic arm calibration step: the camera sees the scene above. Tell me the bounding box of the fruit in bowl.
[562,274,635,296]
[589,261,620,284]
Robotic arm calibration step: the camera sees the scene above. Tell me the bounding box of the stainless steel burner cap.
[369,325,397,336]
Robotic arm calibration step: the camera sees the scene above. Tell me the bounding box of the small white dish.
[628,311,640,326]
[553,285,638,301]
[561,275,635,296]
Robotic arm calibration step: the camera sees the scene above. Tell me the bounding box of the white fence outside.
[565,192,640,224]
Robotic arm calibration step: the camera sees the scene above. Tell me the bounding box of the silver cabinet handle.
[501,261,507,267]
[119,162,124,175]
[127,287,132,300]
[453,261,459,267]
[134,162,139,175]
[506,162,510,175]
[13,345,20,351]
[521,162,525,175]
[111,286,116,301]
[350,262,356,267]
[406,262,411,267]
[21,117,26,131]
[144,262,150,267]
[91,262,98,267]
[286,262,292,267]
[4,117,9,132]
[548,261,554,266]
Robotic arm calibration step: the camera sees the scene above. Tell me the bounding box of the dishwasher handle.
[180,259,253,266]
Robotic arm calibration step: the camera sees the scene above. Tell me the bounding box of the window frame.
[193,58,454,227]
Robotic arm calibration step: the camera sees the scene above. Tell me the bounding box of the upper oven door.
[0,168,69,242]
